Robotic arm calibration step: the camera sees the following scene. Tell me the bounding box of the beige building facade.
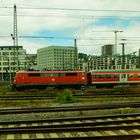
[37,46,77,70]
[0,46,26,80]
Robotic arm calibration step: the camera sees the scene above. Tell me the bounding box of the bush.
[56,89,77,104]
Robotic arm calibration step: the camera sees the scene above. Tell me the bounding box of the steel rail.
[0,101,140,114]
[4,134,140,140]
[0,113,140,125]
[1,124,140,134]
[1,92,140,100]
[1,113,140,139]
[5,135,140,140]
[0,112,139,125]
[0,94,140,100]
[1,118,140,130]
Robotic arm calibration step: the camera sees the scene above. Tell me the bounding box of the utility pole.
[14,4,18,47]
[74,39,78,70]
[11,4,19,72]
[121,43,125,69]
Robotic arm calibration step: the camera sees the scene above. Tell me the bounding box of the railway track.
[0,101,140,114]
[1,92,140,100]
[1,113,140,139]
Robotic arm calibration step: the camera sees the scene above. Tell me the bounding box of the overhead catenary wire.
[1,35,140,42]
[0,14,140,20]
[1,6,140,13]
[0,5,140,20]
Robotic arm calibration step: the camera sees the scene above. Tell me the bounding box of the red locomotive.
[13,69,140,90]
[13,70,87,90]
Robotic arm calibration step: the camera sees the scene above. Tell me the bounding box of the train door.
[120,74,127,83]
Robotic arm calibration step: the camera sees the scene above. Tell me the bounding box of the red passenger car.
[88,69,140,88]
[13,70,87,90]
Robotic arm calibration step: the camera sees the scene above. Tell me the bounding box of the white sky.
[0,0,140,55]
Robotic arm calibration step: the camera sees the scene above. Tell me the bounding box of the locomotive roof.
[17,70,85,73]
[88,69,140,73]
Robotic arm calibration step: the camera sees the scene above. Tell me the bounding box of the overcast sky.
[0,0,140,55]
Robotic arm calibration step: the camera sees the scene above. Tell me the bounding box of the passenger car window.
[128,74,134,78]
[93,75,97,79]
[113,74,119,78]
[98,74,104,79]
[138,74,140,78]
[106,74,111,78]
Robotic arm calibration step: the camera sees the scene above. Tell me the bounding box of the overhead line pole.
[121,43,125,69]
[11,4,19,73]
[74,39,78,70]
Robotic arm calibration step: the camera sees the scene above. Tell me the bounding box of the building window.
[3,48,10,50]
[2,52,9,55]
[3,62,9,65]
[10,52,17,55]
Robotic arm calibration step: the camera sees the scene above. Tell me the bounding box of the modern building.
[37,46,77,70]
[78,49,140,71]
[80,54,140,71]
[102,44,114,56]
[0,46,26,80]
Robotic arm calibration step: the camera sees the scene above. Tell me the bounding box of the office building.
[0,46,26,80]
[37,46,77,70]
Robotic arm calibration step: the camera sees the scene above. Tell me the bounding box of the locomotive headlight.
[82,77,85,80]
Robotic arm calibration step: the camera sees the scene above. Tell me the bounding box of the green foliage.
[78,53,88,62]
[119,107,132,114]
[56,89,77,104]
